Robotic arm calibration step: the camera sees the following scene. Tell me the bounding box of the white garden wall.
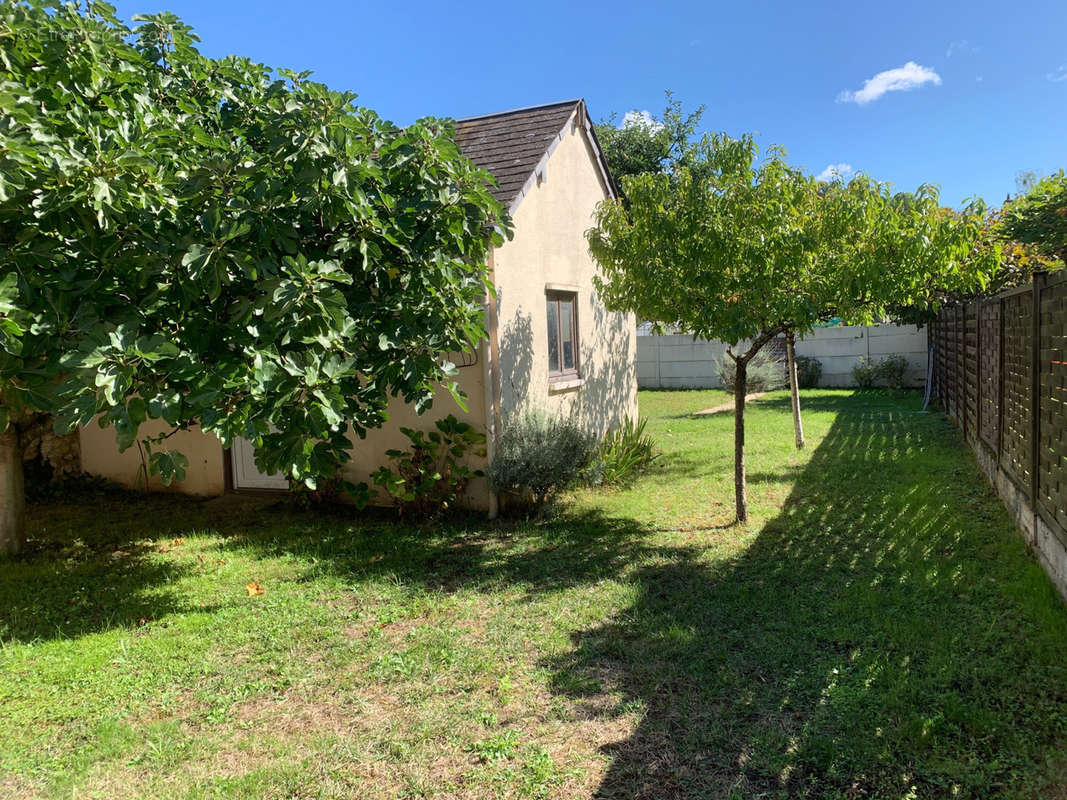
[637,324,928,389]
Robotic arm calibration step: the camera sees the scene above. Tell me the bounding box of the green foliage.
[594,91,706,187]
[717,350,786,394]
[467,730,520,764]
[372,415,486,519]
[876,354,910,390]
[852,355,909,389]
[287,456,370,509]
[794,356,822,389]
[487,411,596,508]
[1000,170,1067,264]
[587,130,995,520]
[588,135,996,346]
[852,358,878,389]
[581,417,658,487]
[0,3,509,498]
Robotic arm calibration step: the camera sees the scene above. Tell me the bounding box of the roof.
[453,99,617,211]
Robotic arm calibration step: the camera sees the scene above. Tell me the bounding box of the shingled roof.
[453,99,616,211]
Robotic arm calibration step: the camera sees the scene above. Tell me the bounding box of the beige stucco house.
[79,99,638,512]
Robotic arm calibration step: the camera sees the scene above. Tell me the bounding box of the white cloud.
[1048,65,1067,82]
[620,109,664,131]
[837,61,942,105]
[817,163,853,182]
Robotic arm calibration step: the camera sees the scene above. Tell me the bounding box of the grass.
[2,389,1067,799]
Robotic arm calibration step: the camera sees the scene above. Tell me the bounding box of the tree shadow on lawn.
[4,485,669,645]
[214,503,671,597]
[545,393,1067,799]
[6,393,1067,798]
[0,488,225,643]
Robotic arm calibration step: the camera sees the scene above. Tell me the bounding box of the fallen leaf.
[171,537,185,546]
[245,582,265,596]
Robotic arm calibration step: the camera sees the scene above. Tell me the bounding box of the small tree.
[0,4,509,553]
[999,170,1067,265]
[594,92,706,188]
[588,134,993,522]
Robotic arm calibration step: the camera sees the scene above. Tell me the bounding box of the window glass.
[560,298,574,370]
[546,298,560,373]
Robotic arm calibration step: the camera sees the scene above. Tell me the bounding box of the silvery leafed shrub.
[487,410,597,508]
[717,350,786,393]
[795,356,823,389]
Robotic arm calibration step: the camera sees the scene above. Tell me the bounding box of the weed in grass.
[467,731,521,764]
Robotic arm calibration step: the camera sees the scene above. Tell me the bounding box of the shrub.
[372,416,486,519]
[875,355,910,390]
[852,357,878,388]
[488,410,597,508]
[852,355,910,389]
[717,350,786,393]
[794,356,823,389]
[582,418,658,487]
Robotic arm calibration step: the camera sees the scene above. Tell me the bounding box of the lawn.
[2,389,1066,799]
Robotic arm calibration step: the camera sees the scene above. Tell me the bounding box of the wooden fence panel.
[935,313,945,408]
[1038,275,1067,534]
[936,317,946,407]
[943,307,959,420]
[959,305,968,429]
[1001,291,1033,493]
[965,303,979,444]
[931,274,1067,600]
[979,300,1001,452]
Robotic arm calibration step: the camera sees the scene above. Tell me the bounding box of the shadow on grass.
[0,489,222,642]
[544,392,1067,799]
[214,504,668,596]
[5,392,1066,799]
[3,488,665,644]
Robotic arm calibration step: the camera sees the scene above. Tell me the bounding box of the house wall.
[339,357,491,509]
[77,363,490,507]
[79,420,226,496]
[637,324,929,389]
[492,116,637,437]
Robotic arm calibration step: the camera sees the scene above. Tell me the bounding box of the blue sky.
[111,0,1067,208]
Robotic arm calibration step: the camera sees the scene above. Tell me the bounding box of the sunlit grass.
[1,389,1065,799]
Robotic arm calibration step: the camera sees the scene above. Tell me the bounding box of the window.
[546,290,578,380]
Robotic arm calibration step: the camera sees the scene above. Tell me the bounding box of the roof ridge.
[455,98,582,123]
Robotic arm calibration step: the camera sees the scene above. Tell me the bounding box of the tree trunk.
[733,357,748,523]
[0,427,25,556]
[786,330,805,449]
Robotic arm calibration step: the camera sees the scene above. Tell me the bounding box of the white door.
[231,437,290,491]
